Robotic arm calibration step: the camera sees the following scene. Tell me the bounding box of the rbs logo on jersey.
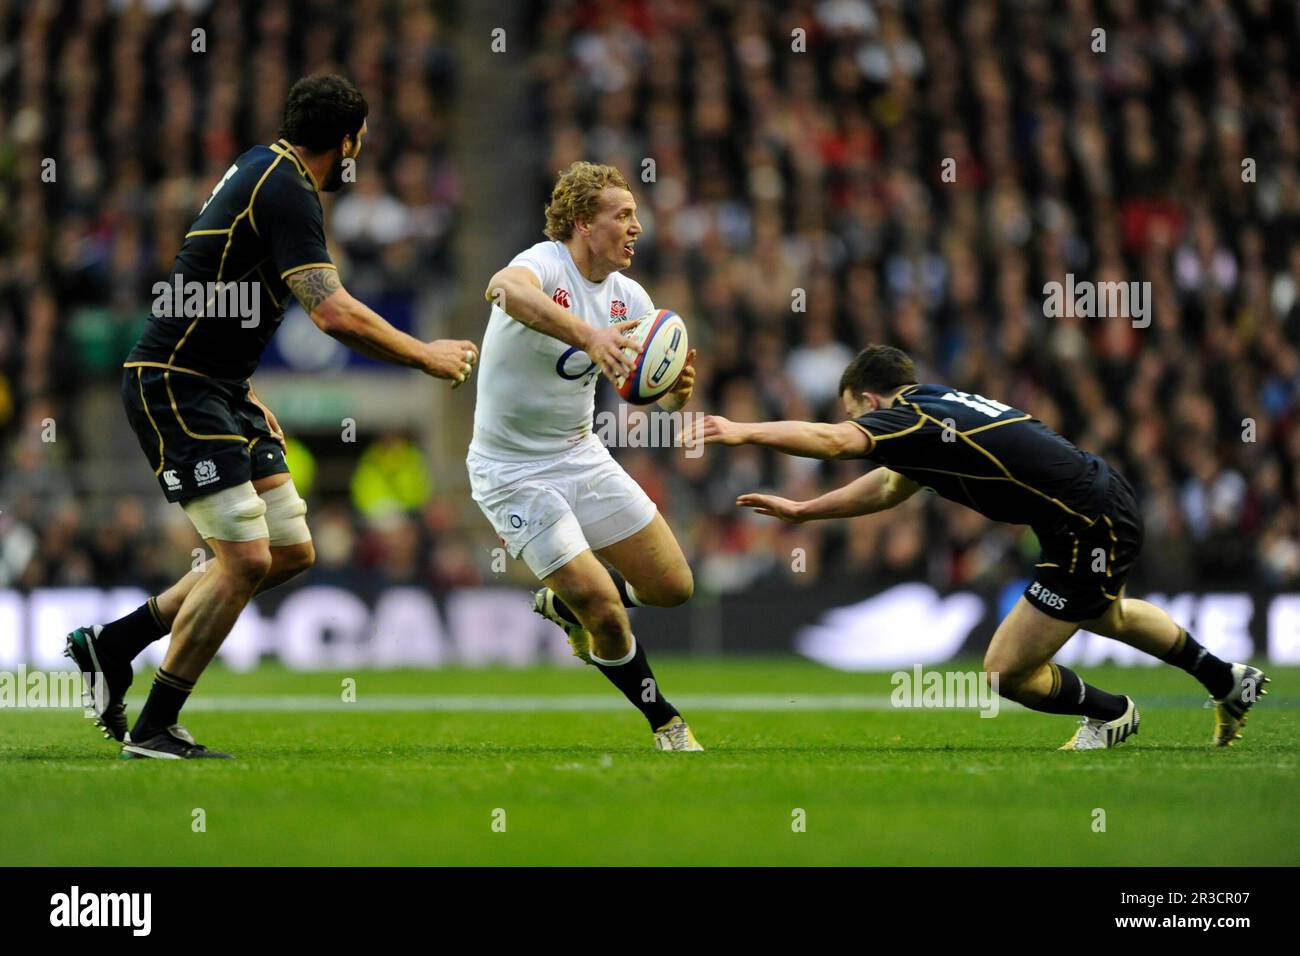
[1028,581,1068,611]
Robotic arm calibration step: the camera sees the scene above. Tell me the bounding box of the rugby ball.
[617,308,689,405]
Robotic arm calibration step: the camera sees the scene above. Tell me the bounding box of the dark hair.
[838,345,917,398]
[278,75,369,154]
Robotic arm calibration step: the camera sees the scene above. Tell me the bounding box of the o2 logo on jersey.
[552,288,571,308]
[556,346,597,381]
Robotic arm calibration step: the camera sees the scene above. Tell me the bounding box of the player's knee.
[223,546,273,591]
[657,567,694,606]
[182,481,269,545]
[983,653,1032,698]
[566,589,628,639]
[277,539,316,580]
[584,600,630,640]
[628,566,693,607]
[261,479,311,549]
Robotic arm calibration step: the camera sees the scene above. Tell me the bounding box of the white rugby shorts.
[466,433,657,579]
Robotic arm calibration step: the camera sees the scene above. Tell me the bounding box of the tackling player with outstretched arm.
[693,345,1268,750]
[65,75,479,759]
[468,161,702,751]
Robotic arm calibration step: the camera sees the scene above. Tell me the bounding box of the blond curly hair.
[543,162,631,241]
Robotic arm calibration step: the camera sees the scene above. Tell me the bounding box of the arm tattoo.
[286,267,341,313]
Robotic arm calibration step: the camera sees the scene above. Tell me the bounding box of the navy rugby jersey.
[127,139,334,381]
[850,384,1112,533]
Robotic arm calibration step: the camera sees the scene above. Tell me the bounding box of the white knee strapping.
[259,478,311,546]
[181,481,269,542]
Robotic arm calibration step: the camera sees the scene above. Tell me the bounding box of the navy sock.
[96,598,168,663]
[1023,664,1129,721]
[1161,628,1235,698]
[605,568,642,608]
[131,668,195,740]
[592,639,680,730]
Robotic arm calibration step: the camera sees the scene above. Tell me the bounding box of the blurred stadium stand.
[1,1,1298,664]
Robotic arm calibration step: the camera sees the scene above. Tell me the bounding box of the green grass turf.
[1,658,1296,866]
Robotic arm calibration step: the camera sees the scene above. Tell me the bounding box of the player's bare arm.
[695,414,873,460]
[288,267,479,385]
[737,468,921,523]
[485,265,639,383]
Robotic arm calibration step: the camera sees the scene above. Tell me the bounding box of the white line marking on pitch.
[181,693,966,713]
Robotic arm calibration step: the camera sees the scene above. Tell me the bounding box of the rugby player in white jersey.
[470,162,702,751]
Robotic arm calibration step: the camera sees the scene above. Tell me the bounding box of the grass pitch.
[1,659,1296,866]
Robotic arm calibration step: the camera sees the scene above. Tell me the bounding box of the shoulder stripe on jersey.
[896,397,1098,526]
[281,262,337,280]
[866,416,925,442]
[271,140,320,192]
[962,414,1031,436]
[245,154,290,239]
[846,420,875,449]
[185,228,233,238]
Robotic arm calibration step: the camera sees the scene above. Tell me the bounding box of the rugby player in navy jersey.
[64,75,479,758]
[695,345,1268,750]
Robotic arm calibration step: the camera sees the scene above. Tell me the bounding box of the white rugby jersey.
[470,240,654,460]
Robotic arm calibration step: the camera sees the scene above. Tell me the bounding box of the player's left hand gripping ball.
[658,348,697,411]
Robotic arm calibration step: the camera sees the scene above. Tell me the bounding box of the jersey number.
[200,163,239,214]
[940,390,1011,419]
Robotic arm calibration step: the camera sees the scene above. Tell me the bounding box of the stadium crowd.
[0,0,461,591]
[2,0,1299,601]
[530,0,1300,595]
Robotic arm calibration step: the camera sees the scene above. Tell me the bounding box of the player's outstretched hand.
[737,492,806,523]
[584,319,641,385]
[424,339,480,388]
[693,414,748,446]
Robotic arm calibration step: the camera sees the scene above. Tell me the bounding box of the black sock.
[551,593,580,625]
[605,568,642,609]
[551,568,642,625]
[1161,628,1235,698]
[1021,664,1129,721]
[131,668,195,740]
[96,598,168,662]
[593,638,680,730]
